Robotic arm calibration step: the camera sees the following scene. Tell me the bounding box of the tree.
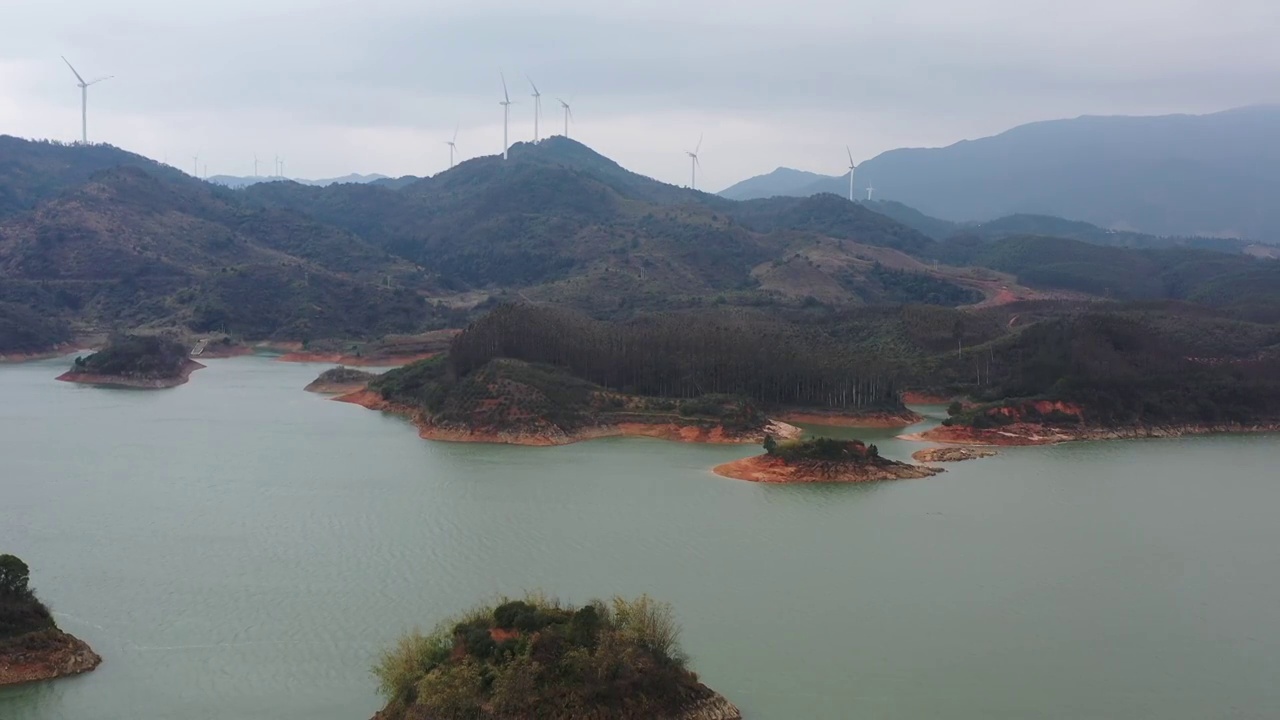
[762,434,778,455]
[0,554,31,597]
[947,400,963,416]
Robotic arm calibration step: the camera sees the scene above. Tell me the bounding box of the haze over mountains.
[721,106,1280,242]
[206,173,390,189]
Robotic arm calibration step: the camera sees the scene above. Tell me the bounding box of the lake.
[2,355,1279,720]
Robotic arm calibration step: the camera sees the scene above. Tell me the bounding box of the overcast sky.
[3,0,1278,189]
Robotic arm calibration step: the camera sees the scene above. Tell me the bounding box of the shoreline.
[902,421,1280,447]
[56,358,205,389]
[335,389,803,446]
[912,446,998,463]
[0,343,89,364]
[274,350,440,367]
[713,454,942,484]
[775,408,924,428]
[0,630,102,687]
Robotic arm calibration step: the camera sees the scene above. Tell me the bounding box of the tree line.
[448,304,904,410]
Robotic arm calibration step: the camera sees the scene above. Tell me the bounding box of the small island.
[715,436,943,484]
[305,366,380,395]
[371,594,740,720]
[912,446,998,463]
[0,554,101,686]
[57,334,203,388]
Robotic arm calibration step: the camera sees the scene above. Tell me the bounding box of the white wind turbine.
[499,73,513,160]
[527,76,542,143]
[866,184,876,201]
[686,135,703,190]
[846,146,857,202]
[557,98,573,138]
[445,124,459,169]
[192,154,199,178]
[61,56,112,145]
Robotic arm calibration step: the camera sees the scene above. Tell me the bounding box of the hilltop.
[720,106,1280,241]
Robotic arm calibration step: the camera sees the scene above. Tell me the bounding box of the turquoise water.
[2,355,1279,719]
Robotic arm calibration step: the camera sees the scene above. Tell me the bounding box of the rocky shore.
[0,629,102,686]
[714,453,942,484]
[56,358,205,389]
[905,421,1280,447]
[912,446,998,463]
[336,389,802,446]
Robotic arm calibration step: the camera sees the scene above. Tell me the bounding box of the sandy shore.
[335,389,803,446]
[56,358,205,389]
[0,630,101,687]
[713,454,942,484]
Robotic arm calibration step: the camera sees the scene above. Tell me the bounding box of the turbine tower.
[192,155,198,178]
[846,146,857,202]
[686,135,703,190]
[61,56,112,145]
[557,98,573,138]
[254,153,259,178]
[445,124,459,169]
[527,76,542,143]
[499,73,513,160]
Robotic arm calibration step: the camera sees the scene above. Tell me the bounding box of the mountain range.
[1,131,1278,355]
[720,106,1280,241]
[206,173,391,189]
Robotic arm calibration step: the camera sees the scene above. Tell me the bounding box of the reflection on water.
[2,356,1279,720]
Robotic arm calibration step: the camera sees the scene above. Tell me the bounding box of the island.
[371,594,740,720]
[305,366,380,395]
[0,554,101,686]
[57,334,203,388]
[714,436,942,483]
[339,357,801,446]
[911,446,998,463]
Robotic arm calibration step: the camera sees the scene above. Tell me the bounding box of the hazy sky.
[3,0,1278,189]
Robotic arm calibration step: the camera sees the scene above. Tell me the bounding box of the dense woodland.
[0,554,54,641]
[449,304,904,410]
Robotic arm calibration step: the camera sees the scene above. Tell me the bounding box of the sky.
[3,0,1279,190]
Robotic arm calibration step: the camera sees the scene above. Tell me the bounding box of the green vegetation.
[311,366,378,385]
[372,594,723,720]
[765,436,881,463]
[0,555,55,641]
[72,334,190,378]
[862,263,983,307]
[0,302,72,354]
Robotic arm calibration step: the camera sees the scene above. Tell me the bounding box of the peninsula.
[371,594,740,720]
[714,437,943,483]
[340,357,800,446]
[57,334,202,389]
[305,366,379,395]
[0,555,101,686]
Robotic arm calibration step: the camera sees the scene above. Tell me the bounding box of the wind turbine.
[254,153,260,178]
[445,124,459,169]
[499,72,513,160]
[846,146,857,202]
[866,185,876,201]
[192,155,199,178]
[557,98,573,138]
[686,135,703,190]
[61,56,112,145]
[527,76,542,143]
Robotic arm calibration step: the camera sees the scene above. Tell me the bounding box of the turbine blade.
[526,75,540,95]
[500,72,509,103]
[61,56,86,84]
[847,145,855,166]
[695,133,703,155]
[87,75,113,86]
[453,123,459,143]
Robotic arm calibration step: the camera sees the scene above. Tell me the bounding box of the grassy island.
[58,334,202,388]
[0,554,101,686]
[372,594,740,720]
[715,436,942,483]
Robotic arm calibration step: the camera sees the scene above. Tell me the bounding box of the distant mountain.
[207,172,389,189]
[721,107,1280,241]
[718,167,836,201]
